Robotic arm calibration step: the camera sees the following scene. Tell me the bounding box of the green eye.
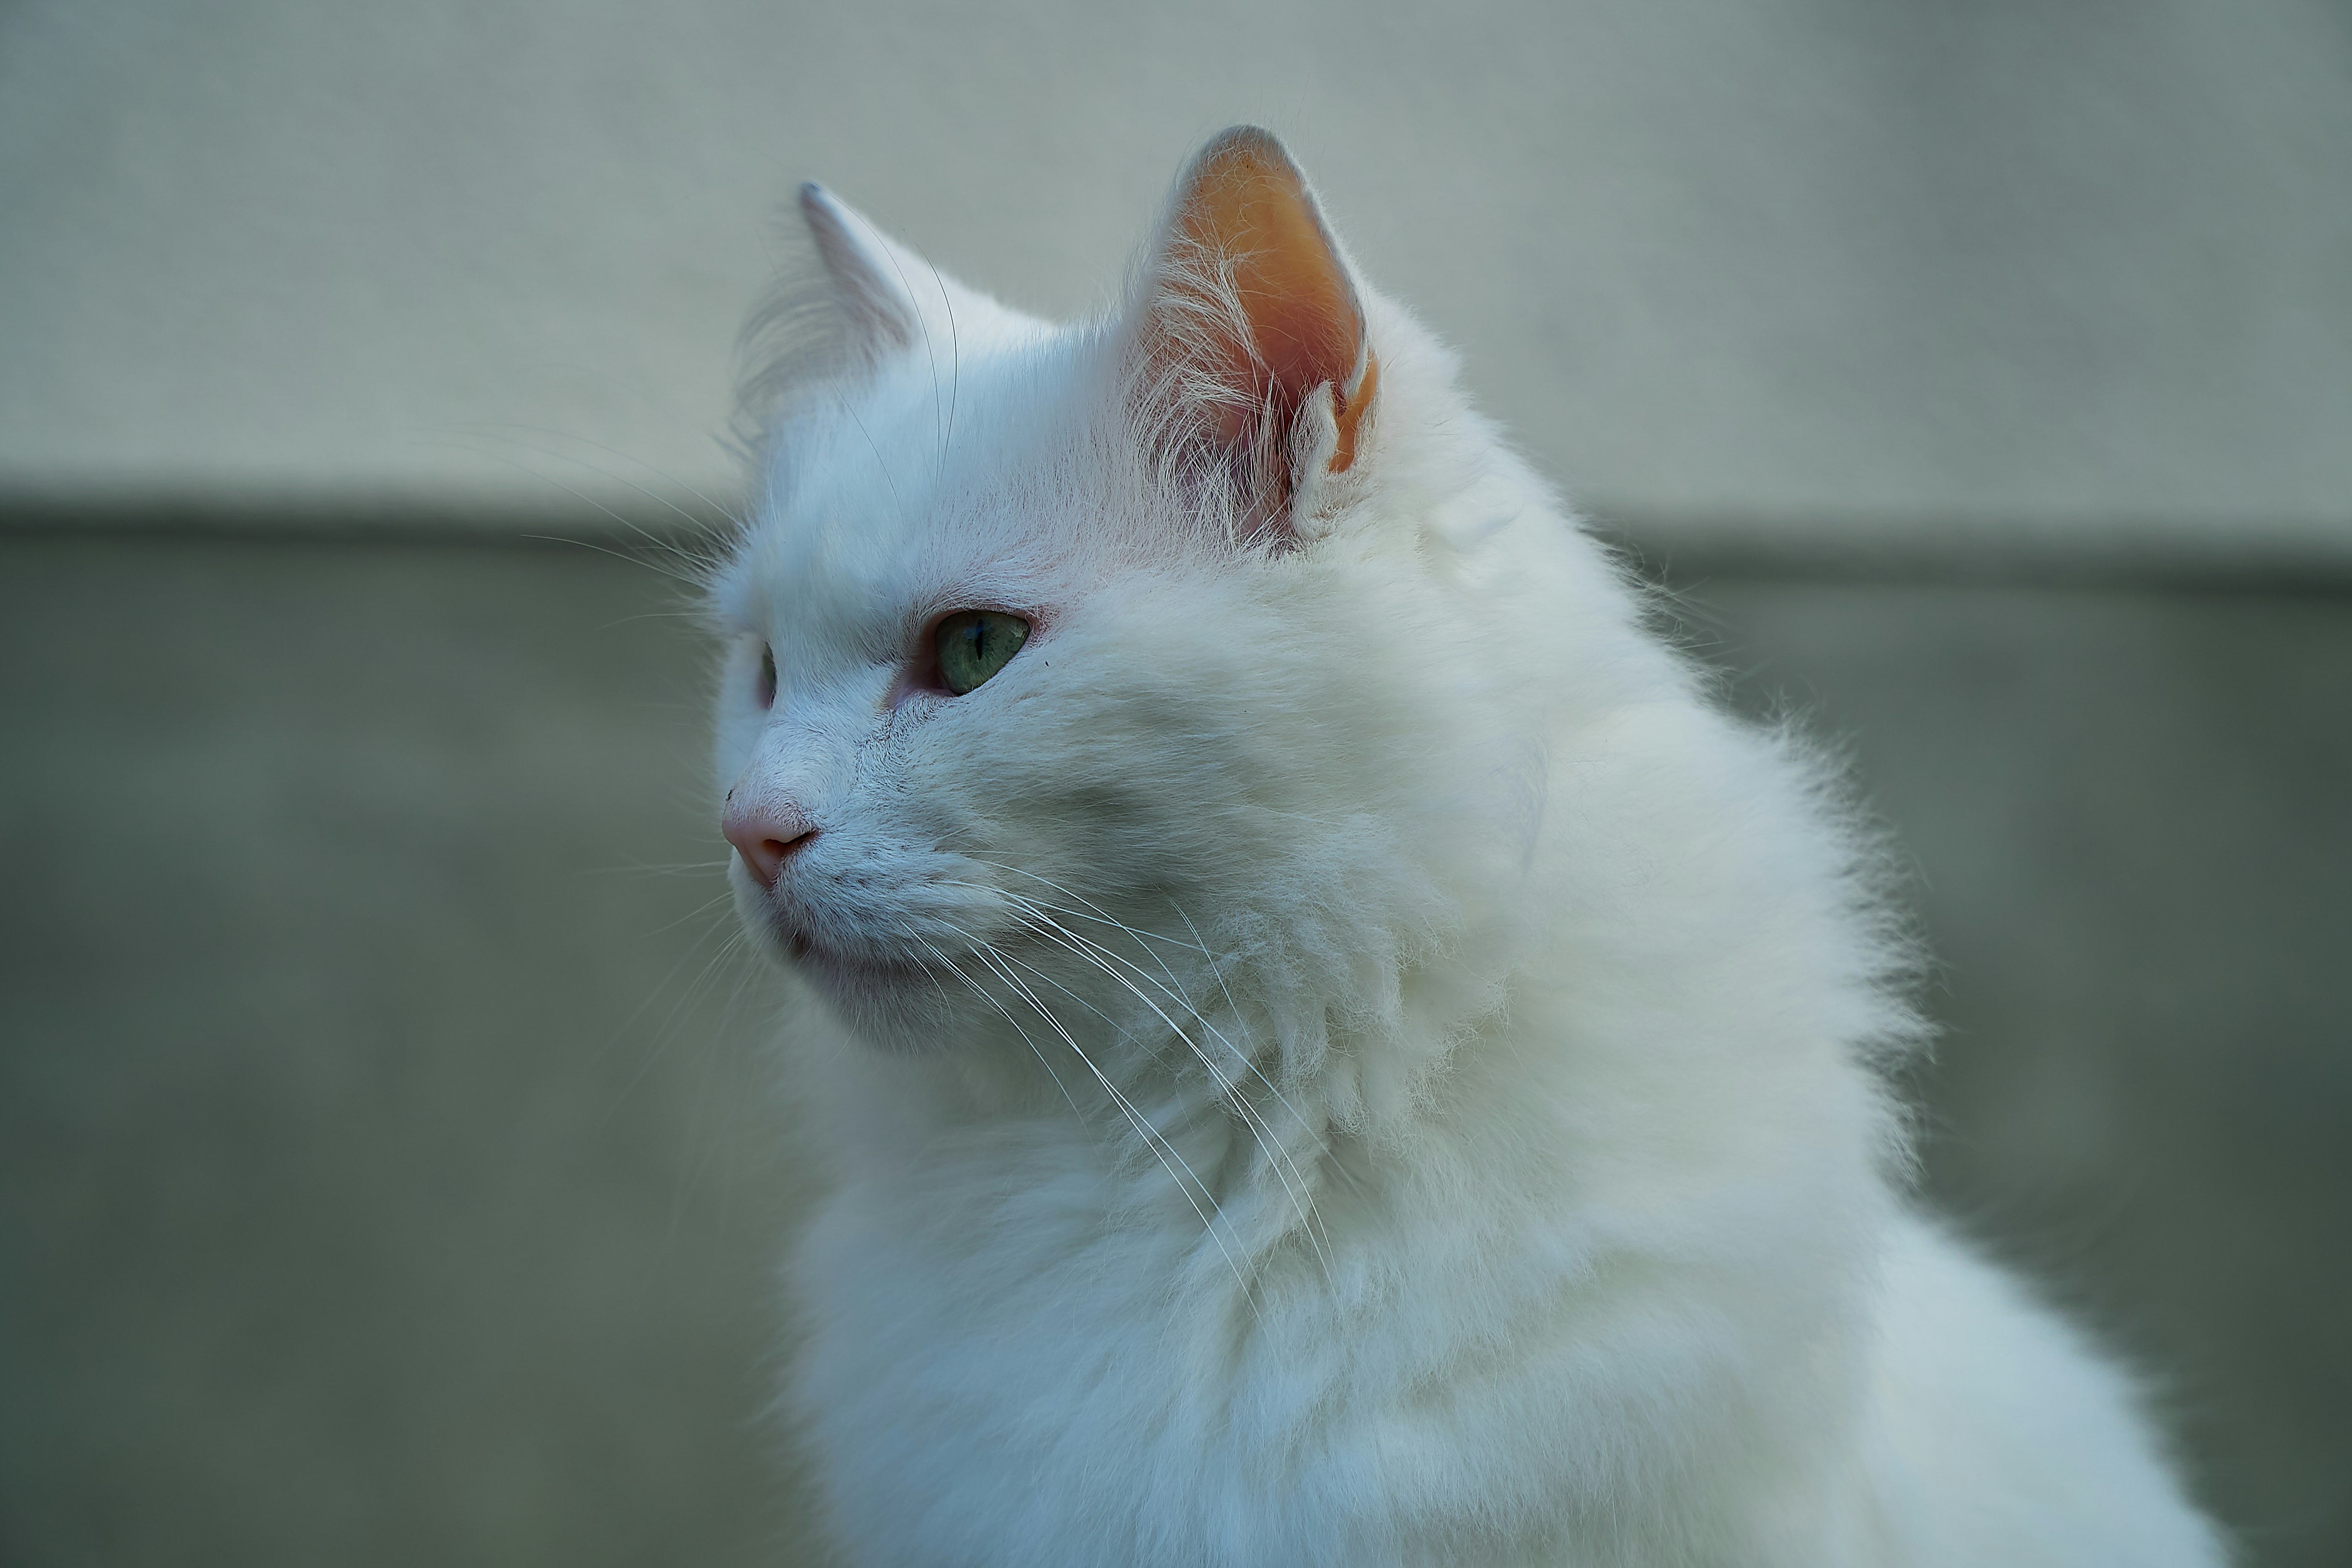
[935,610,1030,695]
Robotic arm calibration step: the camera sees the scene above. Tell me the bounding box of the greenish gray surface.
[0,537,816,1565]
[2,534,2347,1565]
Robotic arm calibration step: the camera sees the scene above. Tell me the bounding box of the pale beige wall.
[3,0,2349,552]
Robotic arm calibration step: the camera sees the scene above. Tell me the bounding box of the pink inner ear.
[1153,129,1376,485]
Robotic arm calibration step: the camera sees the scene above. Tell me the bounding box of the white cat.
[709,128,2226,1566]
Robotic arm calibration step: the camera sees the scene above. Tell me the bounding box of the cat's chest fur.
[780,1009,1896,1568]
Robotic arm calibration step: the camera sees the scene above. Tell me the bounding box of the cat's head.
[710,129,1575,1101]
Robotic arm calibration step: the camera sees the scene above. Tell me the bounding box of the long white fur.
[709,139,2227,1566]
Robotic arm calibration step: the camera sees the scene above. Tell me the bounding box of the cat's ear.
[798,182,929,362]
[1126,127,1379,545]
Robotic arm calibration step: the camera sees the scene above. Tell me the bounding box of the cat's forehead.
[717,333,1124,648]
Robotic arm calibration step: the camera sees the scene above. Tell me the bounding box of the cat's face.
[711,132,1479,1065]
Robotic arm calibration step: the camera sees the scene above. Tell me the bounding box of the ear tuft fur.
[1128,127,1378,546]
[732,183,972,467]
[799,183,924,356]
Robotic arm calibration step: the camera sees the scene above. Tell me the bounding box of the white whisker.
[931,868,1335,1271]
[982,896,1331,1281]
[933,917,1264,1319]
[838,393,904,518]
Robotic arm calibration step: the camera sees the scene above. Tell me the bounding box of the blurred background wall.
[3,2,2347,1564]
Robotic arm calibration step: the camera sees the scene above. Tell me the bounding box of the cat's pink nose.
[723,794,817,890]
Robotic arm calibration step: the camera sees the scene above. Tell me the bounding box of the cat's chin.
[760,921,916,990]
[746,916,964,1052]
[796,956,973,1056]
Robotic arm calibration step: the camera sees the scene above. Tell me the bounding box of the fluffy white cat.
[708,127,2226,1566]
